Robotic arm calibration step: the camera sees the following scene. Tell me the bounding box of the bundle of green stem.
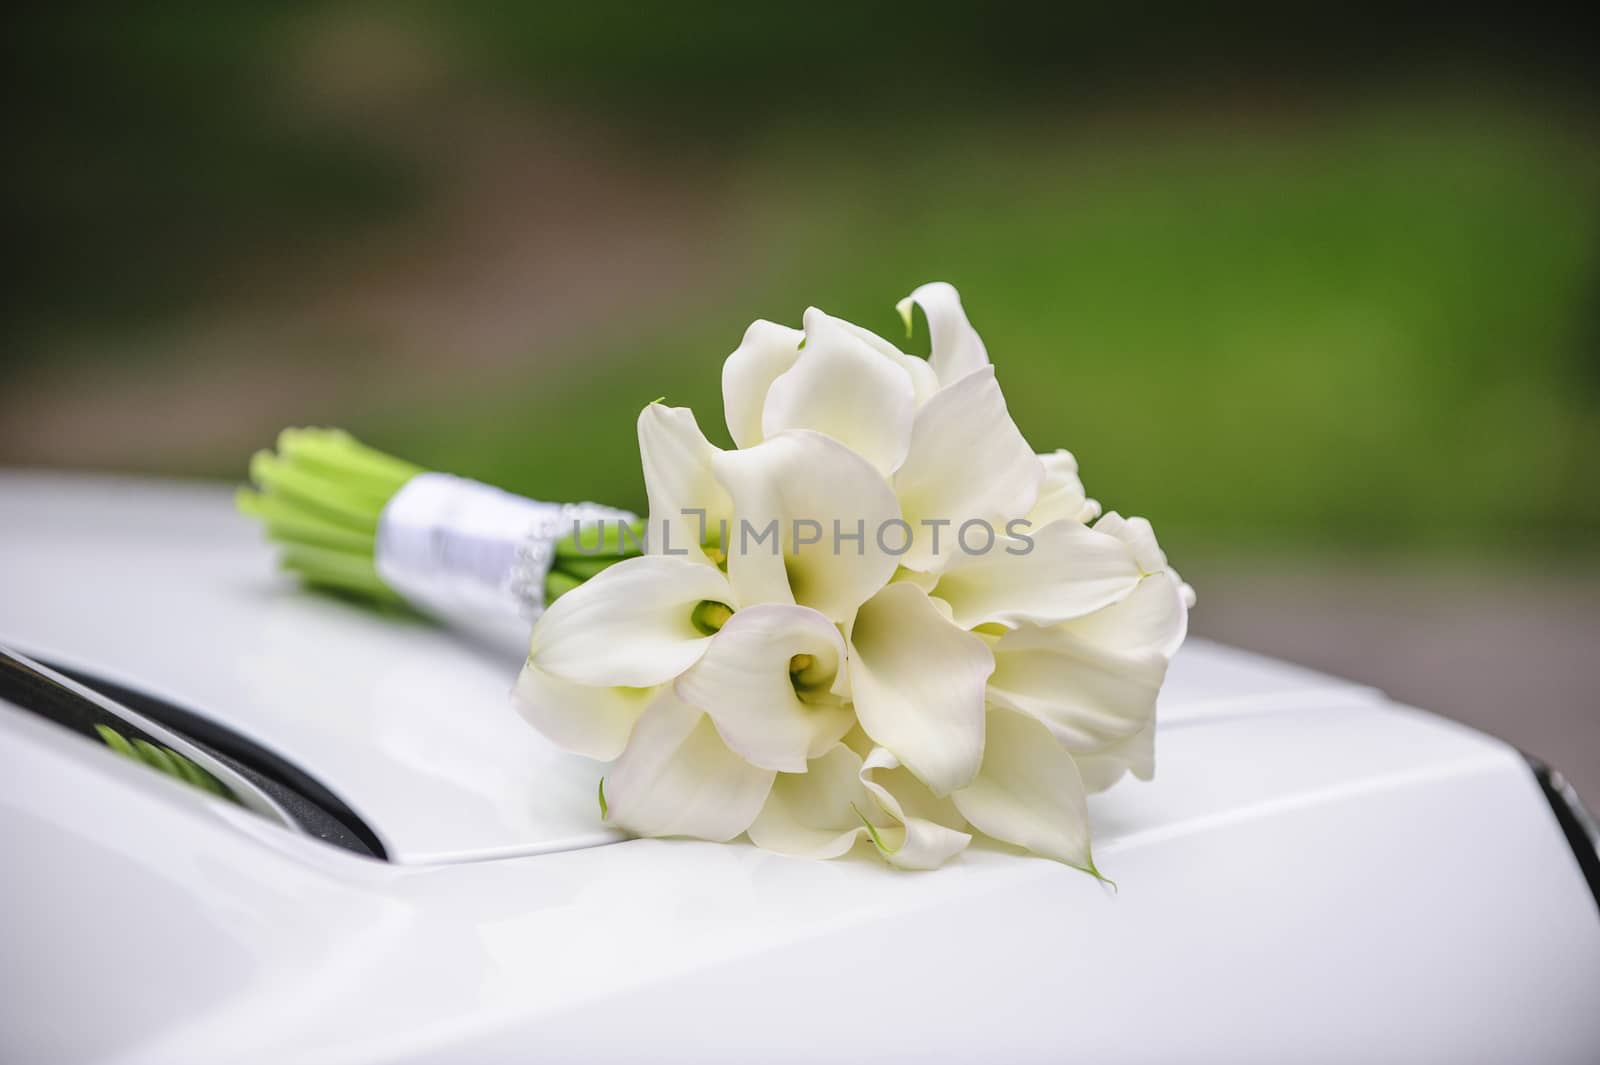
[237,428,642,609]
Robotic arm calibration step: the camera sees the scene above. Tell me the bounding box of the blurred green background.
[6,5,1597,557]
[4,6,1598,788]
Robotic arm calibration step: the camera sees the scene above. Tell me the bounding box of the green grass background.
[360,105,1599,560]
[9,9,1597,561]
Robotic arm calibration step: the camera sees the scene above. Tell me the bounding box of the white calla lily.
[529,554,733,687]
[980,537,1185,757]
[986,624,1167,752]
[896,280,989,388]
[747,743,876,859]
[1174,570,1198,609]
[1074,720,1155,794]
[847,581,994,795]
[638,402,732,566]
[512,282,1190,873]
[953,707,1097,872]
[932,518,1144,630]
[511,664,654,761]
[857,746,972,869]
[711,429,901,622]
[892,366,1044,572]
[760,308,918,475]
[1029,449,1102,526]
[747,740,971,869]
[674,604,853,772]
[721,320,804,450]
[827,312,942,406]
[1095,511,1167,575]
[1046,568,1186,791]
[1064,567,1189,659]
[604,690,775,842]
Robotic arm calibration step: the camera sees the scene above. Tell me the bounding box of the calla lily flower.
[604,690,775,842]
[847,581,994,796]
[674,603,853,772]
[1030,449,1102,527]
[748,738,972,870]
[515,282,1191,872]
[891,366,1043,572]
[953,707,1097,871]
[931,518,1146,630]
[528,553,733,687]
[711,430,902,622]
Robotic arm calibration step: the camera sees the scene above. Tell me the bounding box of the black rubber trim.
[1528,757,1600,917]
[46,662,388,861]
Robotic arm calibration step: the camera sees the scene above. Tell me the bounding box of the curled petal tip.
[894,296,916,339]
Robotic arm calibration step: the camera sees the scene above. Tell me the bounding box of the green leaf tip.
[1074,851,1117,892]
[851,802,896,856]
[894,295,916,339]
[598,778,609,821]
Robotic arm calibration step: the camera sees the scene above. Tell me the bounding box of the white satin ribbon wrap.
[375,473,635,645]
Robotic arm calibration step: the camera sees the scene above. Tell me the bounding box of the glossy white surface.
[3,473,1598,1063]
[0,473,616,864]
[0,472,1373,865]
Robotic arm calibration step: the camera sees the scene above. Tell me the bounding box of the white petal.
[605,691,774,842]
[986,624,1166,752]
[932,518,1143,629]
[896,281,989,387]
[529,554,732,687]
[888,565,939,595]
[722,320,803,449]
[1041,448,1079,479]
[747,742,971,869]
[834,314,941,405]
[847,582,993,795]
[1172,568,1198,608]
[953,707,1095,870]
[712,430,901,622]
[511,664,655,761]
[673,604,852,772]
[892,367,1044,572]
[747,743,878,859]
[1075,721,1155,794]
[1062,569,1189,659]
[1094,511,1167,575]
[1029,449,1101,526]
[858,747,972,870]
[638,403,731,565]
[761,307,917,475]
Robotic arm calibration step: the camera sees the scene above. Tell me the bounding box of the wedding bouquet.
[242,283,1192,873]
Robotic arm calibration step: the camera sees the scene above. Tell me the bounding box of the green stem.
[556,519,646,558]
[247,451,389,532]
[551,555,626,581]
[274,427,423,491]
[235,488,375,555]
[545,570,583,602]
[241,427,423,607]
[241,426,641,615]
[278,544,408,604]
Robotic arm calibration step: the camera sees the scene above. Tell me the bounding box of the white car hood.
[0,472,1399,864]
[7,473,1600,1065]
